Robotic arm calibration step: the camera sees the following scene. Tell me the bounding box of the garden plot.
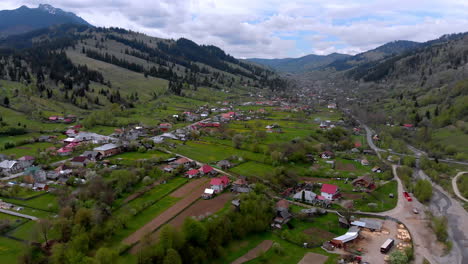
[123,178,209,246]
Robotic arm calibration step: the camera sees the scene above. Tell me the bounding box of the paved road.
[360,123,468,166]
[0,172,24,181]
[0,208,38,220]
[361,121,468,264]
[452,172,468,203]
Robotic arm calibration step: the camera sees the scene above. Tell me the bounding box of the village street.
[361,120,468,264]
[0,208,37,220]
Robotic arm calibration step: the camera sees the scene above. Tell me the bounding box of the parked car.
[412,208,419,214]
[403,192,412,202]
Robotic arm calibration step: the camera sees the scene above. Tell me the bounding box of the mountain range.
[0,4,90,38]
[248,40,421,74]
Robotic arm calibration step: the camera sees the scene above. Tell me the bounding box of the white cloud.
[1,0,468,58]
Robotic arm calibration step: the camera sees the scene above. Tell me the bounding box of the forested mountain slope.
[335,33,468,159]
[0,24,285,134]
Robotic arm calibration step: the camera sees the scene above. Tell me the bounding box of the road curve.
[452,172,468,203]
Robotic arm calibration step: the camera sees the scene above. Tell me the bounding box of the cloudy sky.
[1,0,468,58]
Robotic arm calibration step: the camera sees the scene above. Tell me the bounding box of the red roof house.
[19,156,35,161]
[159,123,172,132]
[57,148,73,156]
[70,156,90,167]
[210,175,230,192]
[320,184,340,200]
[199,164,216,175]
[186,169,200,178]
[403,124,414,128]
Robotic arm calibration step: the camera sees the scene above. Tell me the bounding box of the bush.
[431,215,448,242]
[389,250,408,264]
[272,242,284,256]
[413,179,433,202]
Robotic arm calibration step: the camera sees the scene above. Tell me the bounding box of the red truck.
[403,192,412,202]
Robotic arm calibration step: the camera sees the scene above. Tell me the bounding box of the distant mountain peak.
[0,4,91,38]
[38,4,58,14]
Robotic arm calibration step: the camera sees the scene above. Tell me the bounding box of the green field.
[354,180,398,212]
[230,161,274,177]
[212,231,338,264]
[0,212,26,229]
[0,142,58,158]
[108,178,187,245]
[0,236,24,263]
[173,141,267,164]
[3,193,58,212]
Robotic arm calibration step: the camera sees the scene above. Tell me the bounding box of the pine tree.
[3,97,9,107]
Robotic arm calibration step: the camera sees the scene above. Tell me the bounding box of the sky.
[1,0,468,59]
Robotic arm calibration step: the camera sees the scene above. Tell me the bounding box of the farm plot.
[161,192,233,227]
[108,178,187,244]
[0,236,24,263]
[173,141,267,163]
[230,161,274,178]
[123,178,209,246]
[3,193,58,212]
[231,240,273,264]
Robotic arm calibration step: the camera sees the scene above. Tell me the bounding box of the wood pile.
[396,242,412,251]
[397,228,411,242]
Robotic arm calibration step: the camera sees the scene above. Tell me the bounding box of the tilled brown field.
[163,192,234,228]
[123,178,209,246]
[170,178,208,198]
[130,192,234,254]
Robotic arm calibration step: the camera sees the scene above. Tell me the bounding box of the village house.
[231,178,251,193]
[70,156,91,167]
[75,132,115,144]
[185,169,200,179]
[159,123,172,132]
[293,190,317,203]
[210,175,230,193]
[57,147,73,156]
[327,103,337,109]
[93,144,121,158]
[320,184,340,200]
[23,166,47,184]
[82,151,101,161]
[18,156,35,168]
[217,160,232,170]
[184,112,200,122]
[199,164,217,176]
[320,151,335,159]
[360,159,370,166]
[350,218,383,232]
[33,182,49,191]
[352,175,376,191]
[163,165,175,173]
[170,157,195,169]
[273,199,292,228]
[65,129,79,137]
[0,160,22,174]
[38,135,56,142]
